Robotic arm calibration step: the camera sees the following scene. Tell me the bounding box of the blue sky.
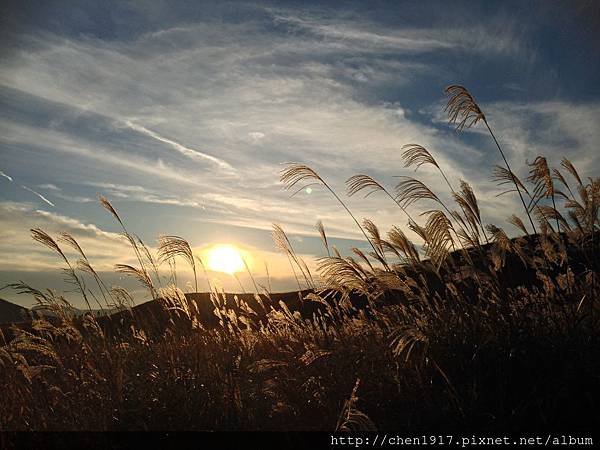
[1,0,599,306]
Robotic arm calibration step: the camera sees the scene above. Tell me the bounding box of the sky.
[1,0,599,307]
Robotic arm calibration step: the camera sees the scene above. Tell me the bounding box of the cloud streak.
[0,170,13,182]
[125,120,236,174]
[21,185,55,207]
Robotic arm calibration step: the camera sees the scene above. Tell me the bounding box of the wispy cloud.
[86,181,205,209]
[0,201,128,272]
[0,170,13,182]
[53,193,95,203]
[21,185,55,207]
[1,120,206,187]
[125,120,236,174]
[269,8,534,59]
[37,183,60,191]
[272,14,455,53]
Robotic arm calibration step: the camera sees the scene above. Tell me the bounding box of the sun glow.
[206,244,245,274]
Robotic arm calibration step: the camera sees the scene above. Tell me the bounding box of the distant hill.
[0,298,30,324]
[106,290,322,333]
[0,300,124,326]
[30,305,125,319]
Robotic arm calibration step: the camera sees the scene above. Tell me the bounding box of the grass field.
[1,86,598,432]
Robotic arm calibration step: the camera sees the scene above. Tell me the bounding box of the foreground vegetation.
[1,86,598,431]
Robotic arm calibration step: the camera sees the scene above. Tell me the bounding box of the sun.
[206,244,245,274]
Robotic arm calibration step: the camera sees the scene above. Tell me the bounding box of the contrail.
[0,170,13,182]
[126,121,235,173]
[21,185,55,207]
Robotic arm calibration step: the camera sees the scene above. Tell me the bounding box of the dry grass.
[1,86,599,432]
